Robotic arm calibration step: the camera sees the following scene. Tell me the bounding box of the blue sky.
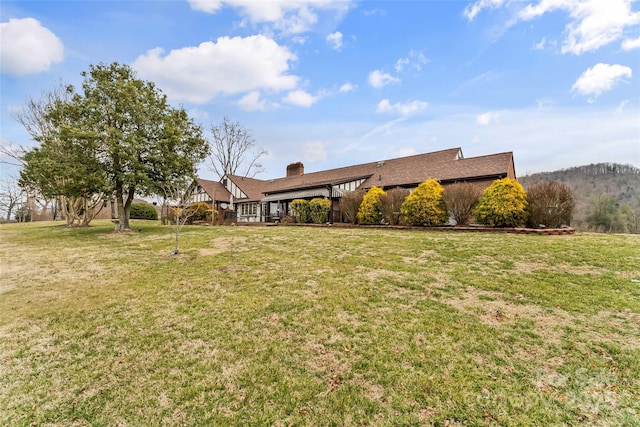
[1,0,639,182]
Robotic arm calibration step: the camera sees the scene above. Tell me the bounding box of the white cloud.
[132,35,298,103]
[572,63,632,99]
[0,18,64,76]
[476,111,502,125]
[520,0,640,54]
[187,108,210,121]
[188,0,352,34]
[291,35,308,45]
[283,89,318,107]
[395,49,428,72]
[238,91,270,111]
[394,58,409,73]
[616,100,629,113]
[326,31,343,50]
[376,99,428,116]
[368,70,400,88]
[339,82,356,93]
[534,36,557,50]
[622,36,640,50]
[467,0,640,55]
[536,98,555,111]
[464,0,507,21]
[303,141,328,162]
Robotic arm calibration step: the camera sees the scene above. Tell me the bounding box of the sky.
[1,0,639,182]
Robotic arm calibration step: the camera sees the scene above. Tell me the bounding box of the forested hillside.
[519,163,640,233]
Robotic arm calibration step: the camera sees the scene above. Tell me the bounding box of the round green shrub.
[400,179,448,226]
[357,186,385,225]
[291,199,311,223]
[130,203,158,220]
[474,178,528,227]
[185,202,210,223]
[309,198,331,224]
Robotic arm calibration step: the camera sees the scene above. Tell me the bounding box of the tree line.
[519,163,640,233]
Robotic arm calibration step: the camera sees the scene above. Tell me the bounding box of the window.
[240,203,257,216]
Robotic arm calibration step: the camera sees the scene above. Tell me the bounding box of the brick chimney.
[286,161,304,177]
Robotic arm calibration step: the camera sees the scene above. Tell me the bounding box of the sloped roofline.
[218,147,514,202]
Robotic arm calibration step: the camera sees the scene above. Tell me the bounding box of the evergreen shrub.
[474,178,528,227]
[291,199,311,223]
[400,179,448,226]
[357,187,385,225]
[130,203,158,220]
[309,198,331,224]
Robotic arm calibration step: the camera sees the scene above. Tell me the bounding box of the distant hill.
[518,163,640,232]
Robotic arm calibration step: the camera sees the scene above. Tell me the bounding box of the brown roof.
[197,178,231,202]
[223,147,515,201]
[224,175,269,201]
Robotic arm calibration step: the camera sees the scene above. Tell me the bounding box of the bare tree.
[0,142,28,168]
[161,179,199,255]
[207,117,267,178]
[0,177,25,222]
[10,82,73,145]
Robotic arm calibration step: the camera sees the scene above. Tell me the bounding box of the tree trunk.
[115,186,126,231]
[115,185,135,231]
[5,201,15,222]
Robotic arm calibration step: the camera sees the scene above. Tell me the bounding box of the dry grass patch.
[1,222,639,426]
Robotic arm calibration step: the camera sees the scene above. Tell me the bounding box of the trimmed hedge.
[130,203,158,220]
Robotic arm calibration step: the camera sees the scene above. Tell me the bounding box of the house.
[194,147,516,223]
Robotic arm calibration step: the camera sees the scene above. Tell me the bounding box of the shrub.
[357,187,385,225]
[379,188,410,225]
[291,199,311,223]
[309,198,331,224]
[443,182,481,226]
[185,202,210,223]
[339,190,365,224]
[474,178,528,227]
[400,179,448,226]
[167,207,182,224]
[526,181,575,228]
[205,209,219,224]
[130,203,158,220]
[168,202,209,225]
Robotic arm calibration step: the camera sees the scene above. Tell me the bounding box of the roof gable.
[196,178,231,202]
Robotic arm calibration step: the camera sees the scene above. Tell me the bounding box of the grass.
[1,220,639,426]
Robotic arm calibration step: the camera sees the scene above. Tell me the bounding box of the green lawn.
[1,220,639,426]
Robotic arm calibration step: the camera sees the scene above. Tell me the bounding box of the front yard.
[1,221,638,425]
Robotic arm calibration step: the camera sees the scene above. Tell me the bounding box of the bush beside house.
[474,178,528,227]
[309,198,331,224]
[443,182,481,226]
[400,179,448,226]
[525,181,574,228]
[291,199,311,223]
[357,187,386,225]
